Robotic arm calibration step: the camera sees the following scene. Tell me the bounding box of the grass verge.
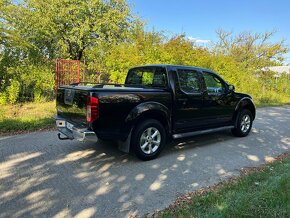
[257,96,290,107]
[0,101,55,135]
[158,153,290,218]
[256,101,290,108]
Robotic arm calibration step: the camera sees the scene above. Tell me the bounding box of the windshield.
[125,67,167,88]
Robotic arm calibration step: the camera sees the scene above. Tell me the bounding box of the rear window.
[126,67,167,87]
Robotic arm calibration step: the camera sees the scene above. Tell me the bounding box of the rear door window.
[177,69,201,94]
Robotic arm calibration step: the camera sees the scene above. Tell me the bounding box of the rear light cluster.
[86,96,99,123]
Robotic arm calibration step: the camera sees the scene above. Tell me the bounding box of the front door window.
[203,72,226,95]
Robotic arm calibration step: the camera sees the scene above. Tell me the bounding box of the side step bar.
[172,126,234,139]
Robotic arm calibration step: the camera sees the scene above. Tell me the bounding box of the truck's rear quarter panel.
[56,86,172,140]
[94,90,172,140]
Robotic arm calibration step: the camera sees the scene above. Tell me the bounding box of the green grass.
[256,101,290,108]
[0,101,55,134]
[255,96,290,108]
[159,156,290,218]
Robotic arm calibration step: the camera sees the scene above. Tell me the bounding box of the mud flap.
[118,130,132,153]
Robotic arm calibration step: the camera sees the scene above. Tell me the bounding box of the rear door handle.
[178,98,188,105]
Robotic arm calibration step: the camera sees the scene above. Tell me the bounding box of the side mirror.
[228,85,235,92]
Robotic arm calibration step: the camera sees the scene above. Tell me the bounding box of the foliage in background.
[0,0,289,105]
[0,59,55,103]
[0,0,135,103]
[104,30,289,104]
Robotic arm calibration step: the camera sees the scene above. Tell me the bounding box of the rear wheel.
[132,119,166,161]
[232,109,253,137]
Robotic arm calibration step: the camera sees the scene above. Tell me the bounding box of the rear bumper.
[54,115,98,142]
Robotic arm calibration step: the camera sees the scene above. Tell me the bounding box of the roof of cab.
[130,64,215,73]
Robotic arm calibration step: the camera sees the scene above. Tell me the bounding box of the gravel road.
[0,106,289,218]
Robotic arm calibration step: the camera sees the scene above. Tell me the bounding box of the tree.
[163,35,211,67]
[214,29,288,70]
[0,0,136,60]
[0,0,137,102]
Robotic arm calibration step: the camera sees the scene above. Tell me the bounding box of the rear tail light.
[86,96,99,123]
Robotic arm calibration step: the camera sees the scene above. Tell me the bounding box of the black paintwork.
[56,64,255,141]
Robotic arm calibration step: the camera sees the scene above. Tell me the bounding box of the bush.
[0,92,7,105]
[7,80,20,104]
[4,62,55,102]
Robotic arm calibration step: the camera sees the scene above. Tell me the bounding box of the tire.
[231,109,253,137]
[131,119,166,161]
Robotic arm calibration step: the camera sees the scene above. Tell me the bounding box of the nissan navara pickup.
[55,65,255,160]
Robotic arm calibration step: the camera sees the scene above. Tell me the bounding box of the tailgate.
[56,87,89,126]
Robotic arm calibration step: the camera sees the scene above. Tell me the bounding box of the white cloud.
[188,36,211,44]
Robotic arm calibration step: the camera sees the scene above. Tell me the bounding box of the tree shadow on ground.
[0,106,289,217]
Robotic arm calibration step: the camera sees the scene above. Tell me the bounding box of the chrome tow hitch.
[57,133,71,140]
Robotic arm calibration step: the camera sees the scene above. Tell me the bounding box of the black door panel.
[175,93,204,131]
[173,68,207,132]
[201,71,235,126]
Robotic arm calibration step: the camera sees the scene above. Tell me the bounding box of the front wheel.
[232,109,253,137]
[132,119,166,161]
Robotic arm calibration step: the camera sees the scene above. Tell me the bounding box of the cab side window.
[126,67,167,87]
[177,69,201,94]
[203,72,226,95]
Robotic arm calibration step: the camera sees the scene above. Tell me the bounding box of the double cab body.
[55,64,255,160]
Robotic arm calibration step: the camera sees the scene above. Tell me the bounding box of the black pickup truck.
[55,64,255,160]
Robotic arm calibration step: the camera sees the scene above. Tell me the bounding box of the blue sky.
[130,0,290,62]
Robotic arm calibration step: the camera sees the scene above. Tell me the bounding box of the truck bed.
[56,84,172,140]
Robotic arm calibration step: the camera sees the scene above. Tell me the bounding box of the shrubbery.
[0,0,289,106]
[0,62,55,104]
[101,32,289,105]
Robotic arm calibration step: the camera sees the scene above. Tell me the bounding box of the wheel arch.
[132,111,170,135]
[125,101,171,136]
[233,97,256,127]
[118,102,171,154]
